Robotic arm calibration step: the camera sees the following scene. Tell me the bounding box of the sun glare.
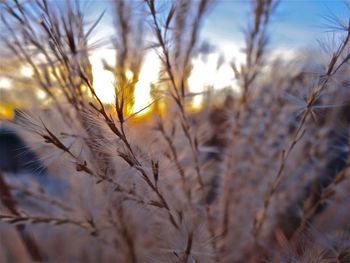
[90,49,116,104]
[90,50,160,115]
[36,89,47,100]
[188,52,240,109]
[90,46,241,114]
[20,65,34,78]
[133,52,160,114]
[0,78,12,90]
[125,69,134,81]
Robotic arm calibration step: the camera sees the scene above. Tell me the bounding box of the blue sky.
[0,0,347,52]
[81,0,349,60]
[203,0,348,49]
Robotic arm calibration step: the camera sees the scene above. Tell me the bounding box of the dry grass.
[1,0,350,262]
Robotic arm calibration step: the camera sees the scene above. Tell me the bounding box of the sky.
[85,0,349,51]
[89,0,348,109]
[203,0,348,50]
[1,0,349,112]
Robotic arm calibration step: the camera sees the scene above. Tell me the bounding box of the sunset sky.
[0,0,348,113]
[85,0,347,109]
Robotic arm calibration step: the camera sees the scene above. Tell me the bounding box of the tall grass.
[1,0,350,262]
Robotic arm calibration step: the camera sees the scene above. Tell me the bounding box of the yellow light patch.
[0,103,14,120]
